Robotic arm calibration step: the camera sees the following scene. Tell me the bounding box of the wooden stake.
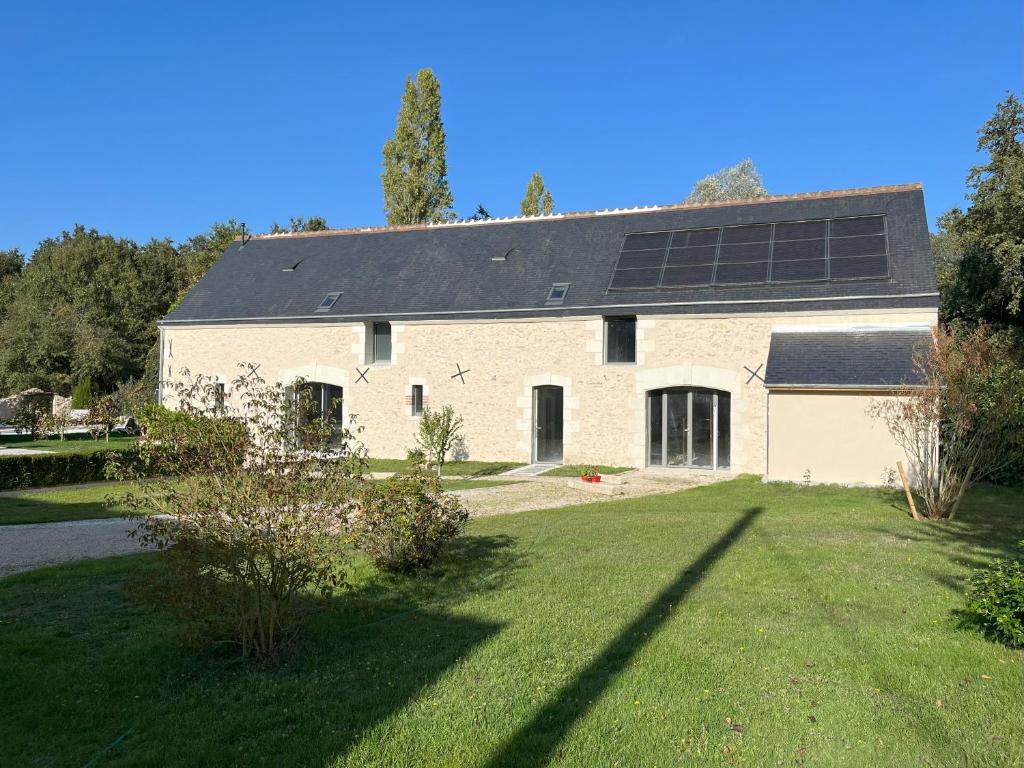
[896,461,922,521]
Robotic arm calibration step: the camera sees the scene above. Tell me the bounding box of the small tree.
[521,172,555,216]
[685,159,768,204]
[40,406,72,441]
[414,405,464,477]
[88,395,119,442]
[70,379,93,409]
[870,325,1024,519]
[113,365,367,659]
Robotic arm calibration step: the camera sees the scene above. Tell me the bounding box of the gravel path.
[0,470,725,577]
[0,517,145,578]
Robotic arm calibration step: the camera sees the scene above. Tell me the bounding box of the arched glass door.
[647,387,730,469]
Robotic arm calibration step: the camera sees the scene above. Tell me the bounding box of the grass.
[0,481,142,525]
[0,478,519,525]
[0,433,136,455]
[541,464,632,477]
[1,478,1023,766]
[367,458,524,477]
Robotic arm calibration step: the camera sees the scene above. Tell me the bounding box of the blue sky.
[1,1,1020,254]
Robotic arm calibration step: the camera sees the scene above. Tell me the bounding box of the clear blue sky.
[2,1,1021,254]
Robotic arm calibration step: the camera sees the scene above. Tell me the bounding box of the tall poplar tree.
[381,69,455,225]
[520,172,555,216]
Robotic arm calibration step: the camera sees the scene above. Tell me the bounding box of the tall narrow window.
[213,382,225,411]
[367,321,392,364]
[411,384,424,416]
[604,316,637,364]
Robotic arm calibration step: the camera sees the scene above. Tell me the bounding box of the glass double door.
[648,388,730,469]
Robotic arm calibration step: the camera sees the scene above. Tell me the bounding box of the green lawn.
[367,458,524,477]
[0,478,517,525]
[0,481,141,525]
[2,478,1023,766]
[541,464,633,477]
[0,433,136,454]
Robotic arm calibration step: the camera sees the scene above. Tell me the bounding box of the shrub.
[414,405,464,477]
[0,449,139,491]
[116,366,367,659]
[70,379,93,409]
[351,472,469,573]
[966,544,1024,648]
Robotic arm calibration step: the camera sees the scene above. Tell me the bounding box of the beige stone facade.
[161,307,936,482]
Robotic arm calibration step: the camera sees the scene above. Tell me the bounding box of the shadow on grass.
[481,506,764,768]
[0,495,126,525]
[0,534,524,766]
[879,484,1024,586]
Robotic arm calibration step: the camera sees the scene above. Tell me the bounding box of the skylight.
[545,283,570,305]
[315,292,341,312]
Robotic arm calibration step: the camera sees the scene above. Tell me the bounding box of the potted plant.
[579,465,601,483]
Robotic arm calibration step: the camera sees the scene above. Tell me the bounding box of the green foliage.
[117,365,367,658]
[0,249,23,280]
[382,68,455,226]
[967,543,1024,648]
[268,216,330,234]
[870,324,1024,518]
[521,172,555,216]
[414,405,464,477]
[685,158,768,203]
[468,205,492,221]
[940,93,1024,327]
[0,226,182,395]
[70,379,92,409]
[351,471,468,572]
[0,448,138,491]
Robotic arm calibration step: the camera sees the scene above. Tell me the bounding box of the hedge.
[0,449,143,491]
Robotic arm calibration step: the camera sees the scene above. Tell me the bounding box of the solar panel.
[830,254,889,279]
[662,265,714,287]
[609,267,662,289]
[607,214,891,291]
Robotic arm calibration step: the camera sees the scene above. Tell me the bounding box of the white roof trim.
[770,322,934,333]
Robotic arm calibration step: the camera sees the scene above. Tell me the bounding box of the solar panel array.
[608,215,890,291]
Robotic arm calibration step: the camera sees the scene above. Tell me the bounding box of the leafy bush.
[116,366,367,659]
[0,449,138,491]
[351,472,469,573]
[966,544,1024,648]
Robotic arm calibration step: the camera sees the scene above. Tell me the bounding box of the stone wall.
[162,308,937,476]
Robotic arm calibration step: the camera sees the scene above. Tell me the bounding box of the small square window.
[411,384,424,416]
[316,292,341,312]
[605,316,636,364]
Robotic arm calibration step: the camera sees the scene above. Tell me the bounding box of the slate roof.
[764,328,933,388]
[162,184,938,325]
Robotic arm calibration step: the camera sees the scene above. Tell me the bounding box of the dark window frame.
[411,384,424,416]
[604,315,637,364]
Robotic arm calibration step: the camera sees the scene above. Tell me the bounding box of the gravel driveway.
[0,517,145,578]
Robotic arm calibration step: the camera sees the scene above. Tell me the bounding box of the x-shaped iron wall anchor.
[450,364,470,384]
[744,363,765,385]
[356,367,369,384]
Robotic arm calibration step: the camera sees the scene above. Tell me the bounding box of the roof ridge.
[242,183,923,241]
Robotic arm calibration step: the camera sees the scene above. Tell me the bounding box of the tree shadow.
[0,533,525,766]
[879,484,1024,579]
[480,506,764,768]
[0,495,125,526]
